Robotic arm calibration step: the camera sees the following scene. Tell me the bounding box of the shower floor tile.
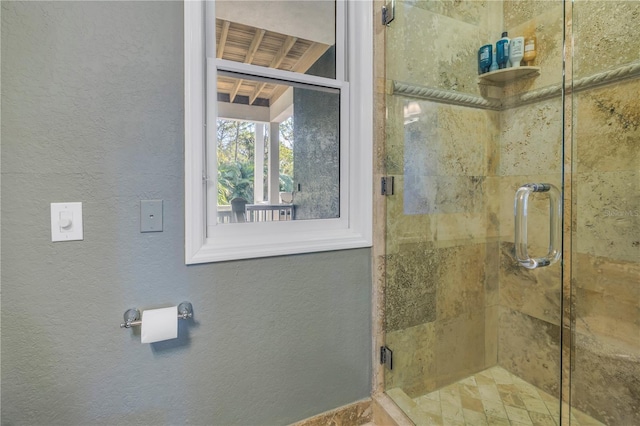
[388,366,604,425]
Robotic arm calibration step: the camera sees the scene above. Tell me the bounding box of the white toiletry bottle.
[509,36,525,68]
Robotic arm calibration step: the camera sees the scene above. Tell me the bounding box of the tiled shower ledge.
[391,61,640,111]
[386,366,603,426]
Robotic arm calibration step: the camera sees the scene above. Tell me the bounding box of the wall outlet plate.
[141,200,163,232]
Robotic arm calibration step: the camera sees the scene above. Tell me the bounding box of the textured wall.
[292,47,340,220]
[0,2,372,425]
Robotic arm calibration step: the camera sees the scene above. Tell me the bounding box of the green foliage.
[217,119,256,204]
[216,117,295,201]
[217,161,254,205]
[279,117,294,191]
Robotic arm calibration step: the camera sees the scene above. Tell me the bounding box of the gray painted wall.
[0,2,372,425]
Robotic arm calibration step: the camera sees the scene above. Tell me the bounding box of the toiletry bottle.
[478,45,492,74]
[524,35,537,66]
[509,36,524,68]
[496,32,510,69]
[489,49,499,72]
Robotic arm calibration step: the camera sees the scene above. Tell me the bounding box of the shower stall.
[377,0,639,424]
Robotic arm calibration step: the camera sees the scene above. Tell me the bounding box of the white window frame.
[185,0,372,264]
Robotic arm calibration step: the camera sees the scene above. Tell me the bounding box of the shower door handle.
[514,183,562,269]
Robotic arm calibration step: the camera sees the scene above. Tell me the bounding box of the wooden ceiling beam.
[250,36,298,105]
[268,42,331,104]
[216,20,230,59]
[230,28,266,103]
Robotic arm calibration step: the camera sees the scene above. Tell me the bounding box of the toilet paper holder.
[120,302,193,328]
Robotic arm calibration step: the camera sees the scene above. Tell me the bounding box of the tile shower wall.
[383,0,564,401]
[571,72,640,425]
[569,1,640,424]
[384,1,502,397]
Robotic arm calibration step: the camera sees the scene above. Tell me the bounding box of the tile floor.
[387,366,603,425]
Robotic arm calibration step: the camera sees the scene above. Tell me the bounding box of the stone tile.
[292,399,372,426]
[406,0,490,27]
[385,176,437,254]
[458,384,482,402]
[462,408,488,425]
[384,244,438,331]
[528,411,558,426]
[486,416,512,426]
[414,394,441,416]
[573,1,640,78]
[499,98,563,177]
[386,3,484,96]
[482,399,508,420]
[571,331,640,425]
[575,80,640,173]
[460,395,484,413]
[498,242,562,325]
[384,322,436,397]
[497,308,561,396]
[435,312,485,386]
[441,400,465,424]
[575,171,639,263]
[478,384,502,403]
[523,397,551,415]
[490,366,515,385]
[505,405,534,425]
[436,244,486,321]
[485,306,498,367]
[500,392,527,410]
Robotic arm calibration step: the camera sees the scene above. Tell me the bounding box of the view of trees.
[217,118,294,205]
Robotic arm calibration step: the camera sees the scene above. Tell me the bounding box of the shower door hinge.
[381,176,394,196]
[382,0,395,26]
[380,346,393,370]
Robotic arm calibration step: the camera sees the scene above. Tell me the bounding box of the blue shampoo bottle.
[478,44,492,74]
[496,32,510,69]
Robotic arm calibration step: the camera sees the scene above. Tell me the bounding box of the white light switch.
[51,202,83,242]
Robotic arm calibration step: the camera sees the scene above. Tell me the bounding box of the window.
[185,0,372,264]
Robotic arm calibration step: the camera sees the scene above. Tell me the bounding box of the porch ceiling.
[215,18,331,107]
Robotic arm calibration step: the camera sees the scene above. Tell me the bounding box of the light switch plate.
[141,200,163,232]
[51,202,83,242]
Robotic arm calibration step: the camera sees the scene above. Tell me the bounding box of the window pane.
[215,1,336,79]
[214,73,340,224]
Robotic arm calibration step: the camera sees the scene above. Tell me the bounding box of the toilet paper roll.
[141,306,178,344]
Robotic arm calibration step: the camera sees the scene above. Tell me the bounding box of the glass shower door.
[569,1,640,424]
[382,1,568,424]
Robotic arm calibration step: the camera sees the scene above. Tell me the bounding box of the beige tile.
[386,4,484,96]
[573,1,640,78]
[499,98,563,177]
[486,415,512,426]
[489,366,514,385]
[414,395,441,416]
[500,392,527,410]
[575,80,640,173]
[482,399,508,420]
[478,384,502,402]
[460,395,484,413]
[529,411,558,426]
[441,400,465,423]
[459,383,482,400]
[575,171,639,263]
[435,313,486,386]
[384,322,436,396]
[523,397,550,415]
[506,405,534,425]
[463,408,488,426]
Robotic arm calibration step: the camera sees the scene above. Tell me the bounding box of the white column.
[268,122,280,204]
[253,123,265,203]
